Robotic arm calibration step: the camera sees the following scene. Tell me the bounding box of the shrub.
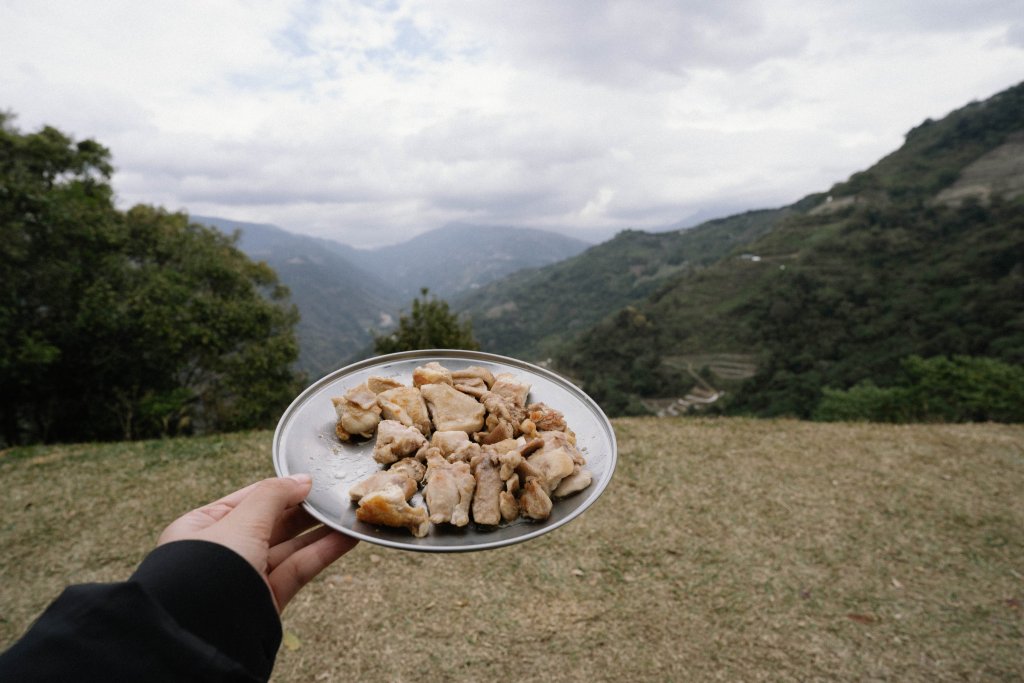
[814,355,1024,423]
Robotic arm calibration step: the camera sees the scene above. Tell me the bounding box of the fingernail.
[286,473,312,484]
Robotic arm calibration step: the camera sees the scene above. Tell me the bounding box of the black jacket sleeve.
[0,540,282,682]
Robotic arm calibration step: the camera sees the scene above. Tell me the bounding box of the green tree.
[0,115,303,444]
[374,288,479,354]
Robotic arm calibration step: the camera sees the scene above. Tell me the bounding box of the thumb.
[223,475,313,537]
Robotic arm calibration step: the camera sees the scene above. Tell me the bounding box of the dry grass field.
[1,418,1022,682]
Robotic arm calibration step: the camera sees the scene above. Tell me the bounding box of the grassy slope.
[2,421,1022,681]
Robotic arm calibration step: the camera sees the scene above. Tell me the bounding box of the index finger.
[222,475,313,536]
[193,481,262,519]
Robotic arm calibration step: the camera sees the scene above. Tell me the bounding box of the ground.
[1,418,1022,682]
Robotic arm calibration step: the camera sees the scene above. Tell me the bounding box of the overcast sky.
[3,1,1022,247]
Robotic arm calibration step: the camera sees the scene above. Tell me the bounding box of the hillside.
[3,420,1022,681]
[193,216,402,378]
[458,205,796,360]
[555,81,1024,416]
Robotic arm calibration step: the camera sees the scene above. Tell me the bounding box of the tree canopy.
[1,114,303,444]
[814,355,1024,423]
[373,288,479,354]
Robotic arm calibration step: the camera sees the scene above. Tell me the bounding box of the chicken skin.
[412,361,453,387]
[525,402,567,432]
[348,470,417,503]
[356,484,429,537]
[451,365,495,388]
[332,383,381,441]
[367,375,403,393]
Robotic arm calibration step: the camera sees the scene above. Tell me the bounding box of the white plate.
[272,350,617,552]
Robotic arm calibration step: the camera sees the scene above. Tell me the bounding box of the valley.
[202,81,1023,419]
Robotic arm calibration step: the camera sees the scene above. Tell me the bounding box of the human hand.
[158,475,357,612]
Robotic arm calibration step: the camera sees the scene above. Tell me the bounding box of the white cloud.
[1,0,1021,247]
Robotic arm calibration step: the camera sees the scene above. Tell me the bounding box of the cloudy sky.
[3,1,1022,247]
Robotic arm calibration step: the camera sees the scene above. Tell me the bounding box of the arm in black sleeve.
[0,540,282,683]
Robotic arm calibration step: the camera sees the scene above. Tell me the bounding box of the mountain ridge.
[552,80,1024,416]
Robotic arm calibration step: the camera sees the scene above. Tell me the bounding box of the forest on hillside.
[556,83,1024,421]
[0,114,303,445]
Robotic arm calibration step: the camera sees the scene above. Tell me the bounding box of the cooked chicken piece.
[389,457,426,483]
[553,466,593,498]
[429,430,471,458]
[356,484,429,537]
[499,490,519,522]
[452,366,495,388]
[417,444,441,463]
[539,430,586,465]
[516,457,543,484]
[421,383,485,433]
[494,449,524,481]
[526,446,576,494]
[488,438,520,455]
[481,391,526,428]
[474,389,527,445]
[348,470,417,502]
[519,478,553,520]
[518,437,545,457]
[520,418,539,440]
[373,419,427,465]
[526,402,567,432]
[423,452,475,526]
[453,376,488,397]
[412,361,453,387]
[367,375,404,393]
[448,441,481,464]
[474,417,514,445]
[491,373,531,408]
[470,450,503,526]
[377,386,431,436]
[332,383,382,441]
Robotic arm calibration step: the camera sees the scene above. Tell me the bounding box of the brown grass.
[2,419,1022,682]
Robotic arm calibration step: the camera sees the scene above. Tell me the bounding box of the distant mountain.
[358,223,590,299]
[552,80,1024,416]
[192,216,402,378]
[194,217,591,378]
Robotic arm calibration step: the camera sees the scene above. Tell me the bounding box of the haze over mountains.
[202,80,1023,417]
[195,216,590,375]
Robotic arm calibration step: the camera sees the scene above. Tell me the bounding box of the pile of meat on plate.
[330,362,593,537]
